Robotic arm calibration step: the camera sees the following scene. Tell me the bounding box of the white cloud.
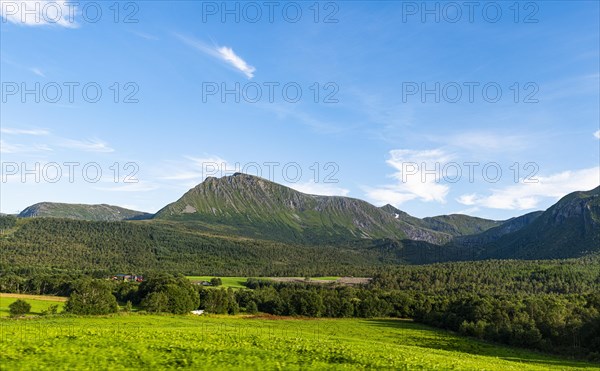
[156,155,234,190]
[175,34,256,79]
[131,31,158,41]
[0,139,21,153]
[30,67,45,77]
[216,46,255,79]
[456,167,600,210]
[433,131,530,152]
[287,181,350,197]
[60,138,114,153]
[0,139,52,153]
[0,0,78,28]
[364,149,452,207]
[1,127,49,135]
[594,130,600,139]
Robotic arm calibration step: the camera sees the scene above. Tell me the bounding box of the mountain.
[3,175,598,274]
[154,173,451,244]
[472,186,600,259]
[380,204,501,237]
[18,202,151,222]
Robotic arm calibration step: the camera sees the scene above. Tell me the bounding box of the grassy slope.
[18,202,150,221]
[0,293,66,317]
[154,173,415,244]
[0,315,597,370]
[186,276,249,288]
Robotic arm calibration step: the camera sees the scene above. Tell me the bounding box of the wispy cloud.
[287,181,350,197]
[215,46,255,79]
[429,131,530,153]
[594,130,600,139]
[0,0,79,28]
[175,34,256,79]
[60,138,114,153]
[456,167,600,210]
[1,127,49,136]
[30,67,45,77]
[157,156,230,190]
[364,149,452,207]
[131,31,159,41]
[0,139,52,153]
[0,128,115,154]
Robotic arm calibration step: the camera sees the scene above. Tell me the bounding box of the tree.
[142,292,169,313]
[246,300,258,314]
[210,277,222,287]
[139,274,200,314]
[64,280,118,315]
[124,300,133,312]
[9,299,31,317]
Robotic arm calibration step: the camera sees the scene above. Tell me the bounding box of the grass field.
[0,293,67,317]
[0,314,598,370]
[186,276,352,288]
[186,276,249,288]
[310,276,340,281]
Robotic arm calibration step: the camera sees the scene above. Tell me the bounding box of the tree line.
[2,257,599,360]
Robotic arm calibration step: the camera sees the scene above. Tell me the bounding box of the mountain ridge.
[18,202,152,221]
[13,175,600,262]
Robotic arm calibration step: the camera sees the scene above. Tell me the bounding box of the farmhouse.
[192,281,213,286]
[111,274,144,282]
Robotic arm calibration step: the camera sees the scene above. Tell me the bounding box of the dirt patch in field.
[0,293,68,302]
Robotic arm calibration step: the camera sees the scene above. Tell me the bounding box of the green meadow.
[186,276,249,288]
[0,294,66,317]
[185,276,345,289]
[1,314,598,370]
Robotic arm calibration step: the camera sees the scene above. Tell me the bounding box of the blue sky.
[1,0,599,220]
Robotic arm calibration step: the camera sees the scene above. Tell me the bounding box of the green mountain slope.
[0,216,406,275]
[380,204,501,236]
[154,173,449,244]
[3,177,598,273]
[476,186,600,259]
[18,202,151,221]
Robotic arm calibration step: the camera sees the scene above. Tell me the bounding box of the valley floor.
[1,314,598,370]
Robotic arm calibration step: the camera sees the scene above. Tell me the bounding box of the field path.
[0,293,68,302]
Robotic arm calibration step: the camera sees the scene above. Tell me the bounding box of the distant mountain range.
[2,173,598,273]
[19,202,152,221]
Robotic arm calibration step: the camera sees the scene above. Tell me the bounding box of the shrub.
[9,299,31,317]
[124,300,133,312]
[41,304,59,316]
